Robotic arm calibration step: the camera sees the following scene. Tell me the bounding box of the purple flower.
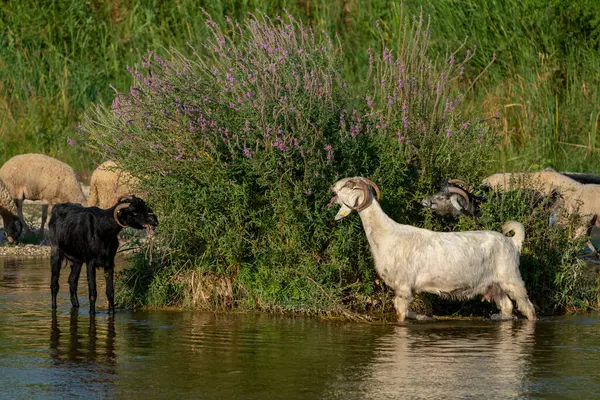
[446,129,452,137]
[383,49,392,63]
[243,147,253,158]
[366,96,375,108]
[462,122,470,128]
[397,133,404,143]
[402,103,408,111]
[67,137,74,146]
[327,195,337,208]
[402,115,409,129]
[324,145,334,161]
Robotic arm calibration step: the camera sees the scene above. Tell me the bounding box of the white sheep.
[331,177,536,322]
[483,170,600,239]
[0,178,22,243]
[483,170,581,197]
[88,161,140,209]
[0,153,87,242]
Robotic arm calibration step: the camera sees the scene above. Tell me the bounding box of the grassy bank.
[2,1,600,318]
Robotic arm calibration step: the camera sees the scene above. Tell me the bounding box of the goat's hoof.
[490,313,517,321]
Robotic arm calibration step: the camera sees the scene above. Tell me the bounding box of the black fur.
[559,172,600,185]
[0,210,22,243]
[49,196,158,314]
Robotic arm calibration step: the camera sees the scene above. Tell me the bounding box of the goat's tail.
[502,221,525,252]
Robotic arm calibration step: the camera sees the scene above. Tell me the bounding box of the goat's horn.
[448,179,472,191]
[359,178,381,201]
[116,195,135,203]
[351,178,381,210]
[447,186,471,211]
[113,202,131,228]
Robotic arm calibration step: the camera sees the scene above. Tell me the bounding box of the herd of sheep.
[0,154,139,243]
[0,152,599,321]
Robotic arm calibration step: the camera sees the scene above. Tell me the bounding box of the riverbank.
[0,184,144,258]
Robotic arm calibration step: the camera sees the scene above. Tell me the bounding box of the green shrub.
[84,11,501,317]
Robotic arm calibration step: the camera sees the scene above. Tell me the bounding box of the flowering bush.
[83,11,502,315]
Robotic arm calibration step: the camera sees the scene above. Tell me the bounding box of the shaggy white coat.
[332,177,536,322]
[0,153,87,241]
[88,160,140,209]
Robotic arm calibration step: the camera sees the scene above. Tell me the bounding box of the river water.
[1,257,600,399]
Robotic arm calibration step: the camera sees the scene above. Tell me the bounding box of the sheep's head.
[113,196,158,231]
[331,177,381,220]
[0,212,22,243]
[421,180,475,218]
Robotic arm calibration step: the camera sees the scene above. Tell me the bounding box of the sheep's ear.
[450,194,466,211]
[335,204,353,220]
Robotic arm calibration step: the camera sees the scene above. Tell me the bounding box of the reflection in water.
[49,310,116,367]
[1,257,600,399]
[355,321,536,399]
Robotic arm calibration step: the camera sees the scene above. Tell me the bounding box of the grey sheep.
[0,178,23,243]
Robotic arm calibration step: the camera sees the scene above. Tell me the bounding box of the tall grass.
[3,0,599,174]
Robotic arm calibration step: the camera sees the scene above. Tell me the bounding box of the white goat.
[332,177,536,322]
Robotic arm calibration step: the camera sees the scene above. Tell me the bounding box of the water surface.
[1,257,600,399]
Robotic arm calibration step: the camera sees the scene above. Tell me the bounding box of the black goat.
[49,196,158,314]
[420,179,479,218]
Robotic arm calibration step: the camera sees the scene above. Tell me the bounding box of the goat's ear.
[450,194,466,211]
[351,189,364,208]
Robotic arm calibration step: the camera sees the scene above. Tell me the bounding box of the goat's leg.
[86,261,98,315]
[490,293,516,320]
[502,282,536,320]
[50,247,63,309]
[68,262,82,308]
[104,267,115,314]
[40,203,48,244]
[394,291,412,323]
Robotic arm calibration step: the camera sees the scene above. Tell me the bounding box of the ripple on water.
[1,256,600,399]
